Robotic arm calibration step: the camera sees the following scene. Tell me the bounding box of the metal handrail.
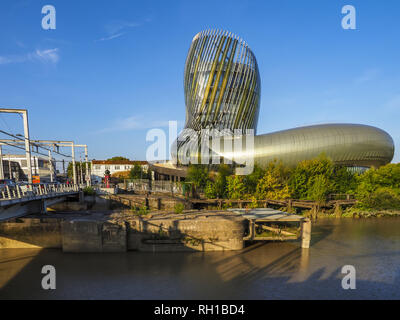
[0,183,80,201]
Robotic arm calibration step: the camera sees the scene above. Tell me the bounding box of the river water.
[0,218,399,299]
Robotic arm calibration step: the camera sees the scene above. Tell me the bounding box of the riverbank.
[101,191,400,219]
[323,208,400,219]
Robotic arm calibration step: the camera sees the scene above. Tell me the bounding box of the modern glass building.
[173,29,394,169]
[183,29,260,133]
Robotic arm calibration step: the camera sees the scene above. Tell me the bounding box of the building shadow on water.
[1,240,400,300]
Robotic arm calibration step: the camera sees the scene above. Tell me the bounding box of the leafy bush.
[186,165,209,189]
[226,175,247,199]
[214,164,232,198]
[129,165,149,179]
[83,186,96,196]
[289,154,333,199]
[332,166,358,194]
[131,205,149,216]
[187,157,400,211]
[355,163,400,209]
[356,187,400,210]
[306,174,330,203]
[202,164,232,199]
[243,164,265,194]
[174,203,185,214]
[248,196,259,208]
[204,181,217,199]
[256,161,291,200]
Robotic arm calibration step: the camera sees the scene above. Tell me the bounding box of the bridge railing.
[0,183,80,201]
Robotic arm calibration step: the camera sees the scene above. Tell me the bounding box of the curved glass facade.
[183,30,261,132]
[174,29,395,169]
[253,124,394,167]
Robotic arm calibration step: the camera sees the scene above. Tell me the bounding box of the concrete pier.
[0,211,247,252]
[0,209,312,252]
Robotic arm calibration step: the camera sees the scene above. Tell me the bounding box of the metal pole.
[22,110,33,184]
[80,158,83,185]
[71,142,77,185]
[85,145,90,186]
[8,155,12,179]
[48,150,54,182]
[0,145,4,180]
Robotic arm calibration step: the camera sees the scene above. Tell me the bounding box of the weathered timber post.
[312,205,319,221]
[334,202,343,218]
[301,218,311,249]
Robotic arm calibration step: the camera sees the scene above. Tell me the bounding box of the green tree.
[289,154,334,199]
[213,164,232,198]
[306,174,330,203]
[243,164,265,194]
[255,161,291,200]
[67,162,91,180]
[355,163,400,209]
[331,166,358,194]
[129,164,144,179]
[186,165,209,189]
[356,187,400,210]
[204,181,217,199]
[226,175,247,199]
[107,156,130,161]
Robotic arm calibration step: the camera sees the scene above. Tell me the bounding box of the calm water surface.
[1,218,400,299]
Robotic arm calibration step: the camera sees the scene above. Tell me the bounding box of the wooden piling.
[301,218,311,249]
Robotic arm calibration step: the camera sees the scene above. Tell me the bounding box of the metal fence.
[123,179,183,194]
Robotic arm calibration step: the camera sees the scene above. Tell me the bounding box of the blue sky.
[0,0,399,163]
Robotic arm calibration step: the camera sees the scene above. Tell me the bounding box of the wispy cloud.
[97,116,178,133]
[105,20,141,35]
[354,68,380,84]
[95,18,151,42]
[95,32,125,42]
[0,48,59,65]
[33,48,59,64]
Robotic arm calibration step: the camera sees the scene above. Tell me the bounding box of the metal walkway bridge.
[0,184,81,221]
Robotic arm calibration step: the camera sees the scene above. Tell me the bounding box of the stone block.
[102,221,127,252]
[62,219,102,252]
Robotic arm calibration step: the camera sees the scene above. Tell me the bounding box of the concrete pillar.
[22,110,33,184]
[79,190,84,204]
[41,199,47,214]
[301,218,311,249]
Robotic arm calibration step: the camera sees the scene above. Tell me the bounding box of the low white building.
[91,160,148,183]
